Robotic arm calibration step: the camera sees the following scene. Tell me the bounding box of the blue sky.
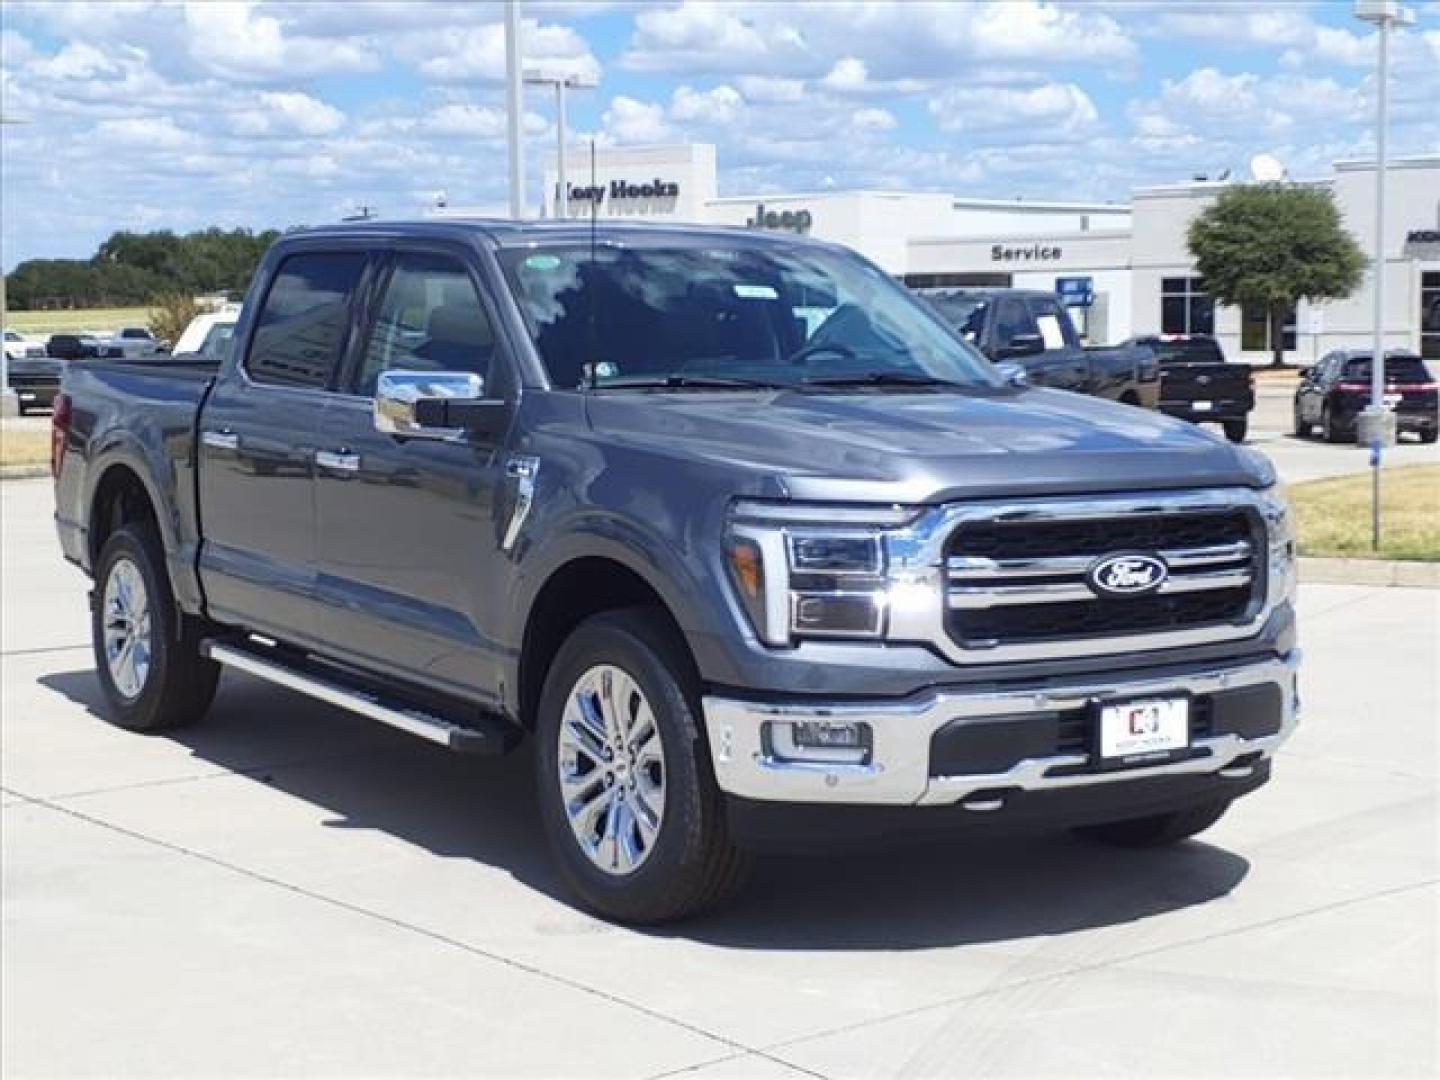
[2,1,1437,269]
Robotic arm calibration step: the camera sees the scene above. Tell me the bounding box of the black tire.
[1074,799,1231,848]
[1292,404,1309,438]
[534,608,750,924]
[1222,419,1248,444]
[1420,428,1438,444]
[92,524,220,732]
[1322,404,1345,444]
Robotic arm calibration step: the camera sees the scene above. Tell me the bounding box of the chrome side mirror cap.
[374,370,484,439]
[994,361,1029,387]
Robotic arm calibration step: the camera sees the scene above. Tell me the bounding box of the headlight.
[725,501,921,645]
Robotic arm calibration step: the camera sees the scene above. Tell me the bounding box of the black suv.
[1294,350,1438,443]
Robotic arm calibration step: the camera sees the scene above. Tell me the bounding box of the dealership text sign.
[992,243,1063,262]
[564,178,680,206]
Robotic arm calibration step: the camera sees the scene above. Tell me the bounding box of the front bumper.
[703,651,1298,808]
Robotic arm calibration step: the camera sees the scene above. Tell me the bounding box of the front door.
[312,249,515,703]
[197,249,368,645]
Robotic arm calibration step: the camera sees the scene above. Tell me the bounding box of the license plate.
[1097,697,1190,764]
[1191,400,1212,412]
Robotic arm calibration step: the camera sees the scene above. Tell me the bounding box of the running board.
[202,639,519,754]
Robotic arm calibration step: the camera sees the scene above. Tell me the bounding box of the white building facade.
[490,143,1439,362]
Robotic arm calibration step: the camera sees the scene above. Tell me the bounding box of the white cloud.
[233,91,345,136]
[603,95,672,143]
[734,75,806,103]
[402,18,600,83]
[852,106,896,131]
[94,116,199,151]
[670,84,744,125]
[183,1,380,81]
[930,82,1099,138]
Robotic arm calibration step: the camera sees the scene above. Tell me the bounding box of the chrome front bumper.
[703,652,1300,807]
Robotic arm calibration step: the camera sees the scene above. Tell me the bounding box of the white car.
[102,326,167,358]
[173,308,240,361]
[3,328,47,361]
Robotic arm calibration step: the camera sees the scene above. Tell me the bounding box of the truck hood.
[583,386,1272,503]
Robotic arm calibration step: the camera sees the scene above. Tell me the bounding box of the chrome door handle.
[315,449,361,473]
[201,430,239,451]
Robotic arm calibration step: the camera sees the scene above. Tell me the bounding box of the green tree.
[1187,184,1365,367]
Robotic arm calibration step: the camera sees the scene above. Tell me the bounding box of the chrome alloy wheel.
[102,556,153,701]
[558,664,666,875]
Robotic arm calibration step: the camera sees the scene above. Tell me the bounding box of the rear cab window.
[245,251,368,389]
[1023,296,1077,350]
[1341,357,1433,384]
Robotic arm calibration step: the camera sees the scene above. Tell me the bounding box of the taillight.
[51,393,71,480]
[1412,382,1438,391]
[1336,382,1368,391]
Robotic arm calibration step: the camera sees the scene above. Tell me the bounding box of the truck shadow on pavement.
[41,667,1251,951]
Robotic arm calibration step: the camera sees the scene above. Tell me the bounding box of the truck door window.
[355,253,495,396]
[1025,297,1074,350]
[993,299,1037,350]
[246,252,367,389]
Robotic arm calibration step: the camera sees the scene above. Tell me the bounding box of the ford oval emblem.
[1087,553,1168,598]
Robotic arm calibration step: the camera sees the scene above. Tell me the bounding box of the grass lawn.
[6,307,154,335]
[0,426,50,468]
[1290,464,1439,562]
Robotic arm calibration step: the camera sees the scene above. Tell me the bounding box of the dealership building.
[467,142,1440,364]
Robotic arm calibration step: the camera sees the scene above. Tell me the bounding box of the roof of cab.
[281,217,840,252]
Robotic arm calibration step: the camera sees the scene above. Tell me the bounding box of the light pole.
[523,71,597,218]
[1353,0,1414,549]
[0,115,29,419]
[504,0,525,218]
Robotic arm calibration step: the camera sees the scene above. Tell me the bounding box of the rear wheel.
[1420,427,1438,444]
[534,608,750,924]
[92,525,219,732]
[1074,799,1232,848]
[1292,403,1310,438]
[1321,404,1344,443]
[1222,419,1248,443]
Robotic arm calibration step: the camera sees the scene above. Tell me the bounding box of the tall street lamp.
[1353,0,1415,549]
[524,70,598,219]
[504,0,525,219]
[0,114,30,419]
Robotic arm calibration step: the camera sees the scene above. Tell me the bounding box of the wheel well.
[518,558,695,729]
[1120,390,1140,405]
[89,466,159,566]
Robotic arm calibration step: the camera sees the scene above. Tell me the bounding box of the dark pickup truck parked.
[55,221,1299,923]
[1128,334,1254,444]
[918,287,1160,408]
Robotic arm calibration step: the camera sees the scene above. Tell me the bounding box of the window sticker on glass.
[523,254,563,272]
[734,284,779,299]
[1036,315,1066,350]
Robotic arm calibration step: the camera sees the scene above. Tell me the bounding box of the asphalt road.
[2,469,1437,1076]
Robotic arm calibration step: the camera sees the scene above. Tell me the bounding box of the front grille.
[947,509,1261,648]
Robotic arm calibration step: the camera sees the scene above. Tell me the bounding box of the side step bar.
[202,639,519,754]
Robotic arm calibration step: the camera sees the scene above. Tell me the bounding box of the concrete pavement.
[4,384,1439,1077]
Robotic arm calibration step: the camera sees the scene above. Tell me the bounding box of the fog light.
[791,592,883,637]
[767,720,872,765]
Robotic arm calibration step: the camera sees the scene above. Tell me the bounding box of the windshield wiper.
[799,371,967,389]
[592,374,787,391]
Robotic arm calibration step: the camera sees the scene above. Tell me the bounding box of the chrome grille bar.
[948,567,1253,609]
[947,541,1252,582]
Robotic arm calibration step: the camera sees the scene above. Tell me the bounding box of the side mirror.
[374,370,504,440]
[996,333,1045,359]
[994,361,1029,388]
[1297,366,1313,380]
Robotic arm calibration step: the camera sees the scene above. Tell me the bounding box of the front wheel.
[1074,799,1231,847]
[534,609,750,924]
[1222,419,1248,443]
[1322,405,1345,444]
[92,524,219,732]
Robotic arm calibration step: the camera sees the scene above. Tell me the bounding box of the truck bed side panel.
[55,360,217,615]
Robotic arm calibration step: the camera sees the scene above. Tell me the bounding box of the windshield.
[922,294,989,341]
[498,242,996,390]
[198,322,236,360]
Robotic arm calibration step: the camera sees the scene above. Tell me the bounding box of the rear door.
[311,246,516,702]
[197,248,370,645]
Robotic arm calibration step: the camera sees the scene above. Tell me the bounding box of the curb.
[0,465,50,481]
[1299,556,1439,589]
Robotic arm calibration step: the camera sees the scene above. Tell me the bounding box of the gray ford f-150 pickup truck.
[54,220,1299,923]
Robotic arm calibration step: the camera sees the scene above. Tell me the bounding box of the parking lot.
[2,391,1437,1078]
